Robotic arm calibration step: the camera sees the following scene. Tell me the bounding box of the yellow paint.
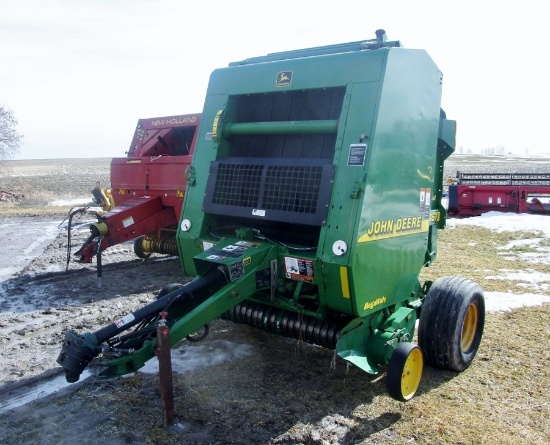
[212,110,223,139]
[93,222,109,236]
[358,217,429,243]
[363,296,387,311]
[416,165,433,181]
[430,210,441,223]
[340,266,350,299]
[400,347,423,400]
[461,303,479,351]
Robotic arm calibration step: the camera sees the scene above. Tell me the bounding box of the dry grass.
[374,304,550,445]
[0,202,76,216]
[421,225,550,294]
[0,157,110,216]
[64,303,549,445]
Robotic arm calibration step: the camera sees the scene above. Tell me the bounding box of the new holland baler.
[74,114,201,263]
[58,30,485,402]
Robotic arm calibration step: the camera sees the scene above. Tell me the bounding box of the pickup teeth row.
[223,301,344,349]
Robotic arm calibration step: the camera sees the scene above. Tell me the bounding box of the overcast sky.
[1,0,548,159]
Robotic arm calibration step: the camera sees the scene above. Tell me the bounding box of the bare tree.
[0,106,23,161]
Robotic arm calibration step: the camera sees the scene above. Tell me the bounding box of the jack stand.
[96,236,103,288]
[157,311,175,427]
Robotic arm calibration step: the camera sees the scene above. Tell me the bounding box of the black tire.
[134,236,151,259]
[419,276,485,371]
[186,324,210,342]
[386,342,424,402]
[157,283,183,299]
[157,283,209,342]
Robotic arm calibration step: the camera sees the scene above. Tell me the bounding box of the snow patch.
[48,198,93,207]
[0,370,92,414]
[484,292,550,312]
[448,212,550,237]
[139,340,253,374]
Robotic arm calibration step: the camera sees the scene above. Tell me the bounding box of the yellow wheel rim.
[461,303,478,351]
[401,347,423,400]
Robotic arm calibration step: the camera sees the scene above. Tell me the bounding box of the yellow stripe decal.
[358,215,433,243]
[340,266,350,299]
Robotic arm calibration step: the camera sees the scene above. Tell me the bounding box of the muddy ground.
[0,216,181,384]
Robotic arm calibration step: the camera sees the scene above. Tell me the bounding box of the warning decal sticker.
[229,261,244,281]
[285,257,314,282]
[347,143,367,166]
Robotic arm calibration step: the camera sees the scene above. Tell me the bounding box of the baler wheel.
[134,236,152,259]
[186,324,210,343]
[386,342,423,402]
[157,283,184,299]
[156,282,209,342]
[418,276,485,371]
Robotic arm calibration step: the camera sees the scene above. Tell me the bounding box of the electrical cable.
[207,225,317,251]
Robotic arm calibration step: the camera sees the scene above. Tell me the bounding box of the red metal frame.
[447,184,550,217]
[112,113,201,214]
[75,114,201,263]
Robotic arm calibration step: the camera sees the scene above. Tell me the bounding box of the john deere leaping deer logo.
[276,71,292,87]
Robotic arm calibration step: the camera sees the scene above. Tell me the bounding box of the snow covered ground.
[447,211,550,311]
[0,217,63,282]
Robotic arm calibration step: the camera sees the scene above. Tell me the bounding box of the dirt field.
[0,156,549,445]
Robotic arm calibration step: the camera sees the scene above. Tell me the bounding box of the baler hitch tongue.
[56,267,229,382]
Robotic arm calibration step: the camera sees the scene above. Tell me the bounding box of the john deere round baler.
[58,30,484,402]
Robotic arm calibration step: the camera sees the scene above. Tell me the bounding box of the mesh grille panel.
[263,165,323,213]
[211,163,263,207]
[204,157,334,226]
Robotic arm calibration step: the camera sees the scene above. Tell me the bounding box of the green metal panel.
[319,81,380,314]
[349,49,443,316]
[177,92,228,276]
[179,44,446,310]
[206,50,385,95]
